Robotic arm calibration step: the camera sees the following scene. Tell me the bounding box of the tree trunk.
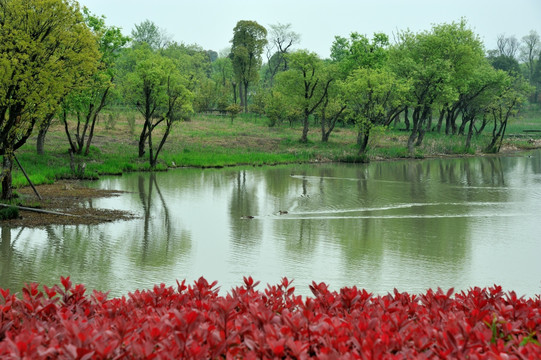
[1,155,13,200]
[404,106,410,131]
[84,112,99,156]
[465,117,475,149]
[435,108,445,133]
[152,121,172,168]
[148,122,155,168]
[357,131,370,154]
[426,110,433,132]
[300,111,309,143]
[243,81,249,113]
[414,107,430,147]
[232,82,238,104]
[458,117,468,135]
[63,110,78,154]
[36,127,47,155]
[407,108,421,154]
[320,110,328,142]
[138,120,149,157]
[476,114,489,135]
[239,83,245,111]
[36,113,55,155]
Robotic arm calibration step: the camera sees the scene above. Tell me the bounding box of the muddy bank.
[2,180,137,227]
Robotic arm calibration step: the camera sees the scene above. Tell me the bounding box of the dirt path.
[2,180,137,227]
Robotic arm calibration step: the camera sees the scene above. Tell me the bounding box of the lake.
[2,151,541,298]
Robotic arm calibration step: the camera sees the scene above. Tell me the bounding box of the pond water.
[2,151,541,298]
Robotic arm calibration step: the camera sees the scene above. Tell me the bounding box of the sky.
[79,0,541,58]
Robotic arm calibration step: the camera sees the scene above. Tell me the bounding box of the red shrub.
[1,276,540,359]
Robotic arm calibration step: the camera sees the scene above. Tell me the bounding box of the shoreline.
[4,143,540,228]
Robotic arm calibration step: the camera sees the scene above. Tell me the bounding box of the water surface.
[2,151,541,297]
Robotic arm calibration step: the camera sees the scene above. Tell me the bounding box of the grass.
[6,107,541,190]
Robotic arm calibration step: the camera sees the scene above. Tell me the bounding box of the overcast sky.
[79,0,541,58]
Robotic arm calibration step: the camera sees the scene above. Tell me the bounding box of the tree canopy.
[0,0,99,198]
[230,20,267,112]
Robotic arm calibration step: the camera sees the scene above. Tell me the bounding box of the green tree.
[330,32,389,75]
[389,20,485,153]
[0,0,99,199]
[61,8,129,156]
[122,46,192,167]
[485,75,532,153]
[455,65,508,148]
[519,30,541,102]
[264,23,300,85]
[148,60,193,168]
[211,55,235,110]
[487,51,521,75]
[343,67,409,153]
[131,19,171,50]
[162,42,214,112]
[316,63,346,142]
[274,50,332,143]
[230,20,267,112]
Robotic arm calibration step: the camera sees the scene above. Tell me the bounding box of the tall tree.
[485,75,532,153]
[131,19,171,50]
[330,32,389,76]
[264,23,300,85]
[318,71,347,142]
[230,20,267,112]
[343,67,409,154]
[274,50,332,143]
[389,20,485,153]
[496,34,520,59]
[0,0,99,199]
[519,30,541,102]
[211,56,235,110]
[61,8,129,156]
[122,47,193,167]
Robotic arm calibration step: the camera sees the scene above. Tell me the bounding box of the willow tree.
[0,0,99,199]
[230,20,267,112]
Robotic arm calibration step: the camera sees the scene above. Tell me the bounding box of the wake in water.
[264,201,533,220]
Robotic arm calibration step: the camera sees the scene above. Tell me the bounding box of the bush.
[0,205,19,220]
[339,154,370,163]
[1,277,540,358]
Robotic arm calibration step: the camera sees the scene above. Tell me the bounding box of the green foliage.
[0,0,99,151]
[0,205,19,220]
[330,32,389,76]
[62,7,128,156]
[120,44,194,167]
[226,104,242,123]
[131,19,170,50]
[342,67,409,153]
[263,23,300,85]
[0,0,101,198]
[338,154,369,163]
[127,113,137,135]
[105,113,116,130]
[485,75,533,152]
[273,50,331,141]
[231,20,268,111]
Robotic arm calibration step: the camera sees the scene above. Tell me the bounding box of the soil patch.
[2,180,137,228]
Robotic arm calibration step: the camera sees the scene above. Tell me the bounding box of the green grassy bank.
[7,107,541,191]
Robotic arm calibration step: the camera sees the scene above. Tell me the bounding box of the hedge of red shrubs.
[1,276,540,359]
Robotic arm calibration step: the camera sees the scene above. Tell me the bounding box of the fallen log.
[0,203,80,217]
